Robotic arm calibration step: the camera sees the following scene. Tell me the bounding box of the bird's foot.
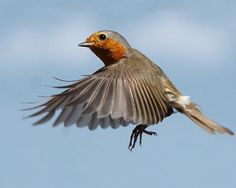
[128,124,157,151]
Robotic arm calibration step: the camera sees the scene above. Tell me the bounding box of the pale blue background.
[0,0,236,188]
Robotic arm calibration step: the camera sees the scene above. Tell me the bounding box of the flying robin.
[27,30,234,150]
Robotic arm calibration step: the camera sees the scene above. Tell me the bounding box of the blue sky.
[0,0,236,188]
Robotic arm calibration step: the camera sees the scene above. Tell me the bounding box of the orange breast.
[91,38,127,66]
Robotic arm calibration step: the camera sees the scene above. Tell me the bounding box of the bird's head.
[79,30,131,66]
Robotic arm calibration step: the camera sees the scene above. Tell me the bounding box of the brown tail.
[168,94,234,135]
[182,102,234,135]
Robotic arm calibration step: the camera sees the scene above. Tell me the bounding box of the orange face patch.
[85,33,127,66]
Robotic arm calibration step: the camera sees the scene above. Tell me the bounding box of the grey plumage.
[27,45,233,136]
[25,29,234,151]
[27,49,173,130]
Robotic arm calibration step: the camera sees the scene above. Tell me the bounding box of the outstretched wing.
[27,65,131,130]
[27,50,173,130]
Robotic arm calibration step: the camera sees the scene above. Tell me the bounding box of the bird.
[26,30,234,151]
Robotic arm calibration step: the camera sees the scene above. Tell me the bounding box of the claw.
[139,132,143,146]
[128,124,157,151]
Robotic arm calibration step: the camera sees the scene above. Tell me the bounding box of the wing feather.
[88,112,100,130]
[28,49,173,129]
[122,76,135,122]
[100,116,110,129]
[28,96,65,117]
[76,114,92,128]
[64,104,83,126]
[110,117,121,129]
[97,69,118,118]
[33,110,56,125]
[111,76,125,119]
[53,106,73,127]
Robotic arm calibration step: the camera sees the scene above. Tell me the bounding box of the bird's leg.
[128,124,157,151]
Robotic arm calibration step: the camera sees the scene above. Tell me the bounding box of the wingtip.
[227,129,234,136]
[221,126,234,136]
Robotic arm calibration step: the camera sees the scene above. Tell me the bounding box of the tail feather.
[184,103,234,135]
[172,95,234,135]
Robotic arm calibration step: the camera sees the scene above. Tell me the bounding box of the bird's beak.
[78,42,93,47]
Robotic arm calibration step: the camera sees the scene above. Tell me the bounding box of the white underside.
[177,95,191,107]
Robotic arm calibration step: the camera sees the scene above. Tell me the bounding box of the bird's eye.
[99,34,107,40]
